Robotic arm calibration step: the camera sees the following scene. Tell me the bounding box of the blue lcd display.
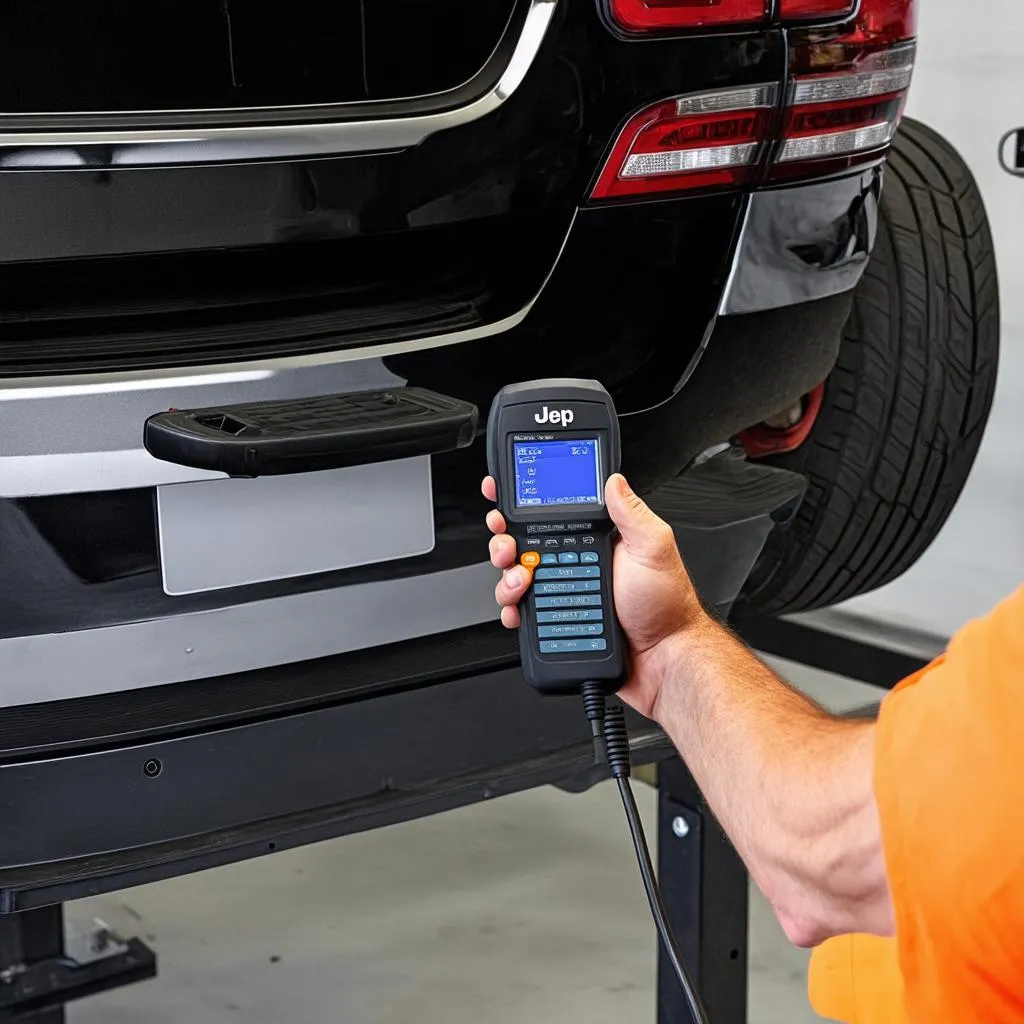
[513,439,601,508]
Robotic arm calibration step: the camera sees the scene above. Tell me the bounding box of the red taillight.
[773,0,916,178]
[591,85,778,199]
[608,0,767,32]
[843,0,918,44]
[593,0,916,199]
[778,0,855,18]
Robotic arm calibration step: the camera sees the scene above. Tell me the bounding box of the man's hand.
[485,471,893,945]
[482,472,707,718]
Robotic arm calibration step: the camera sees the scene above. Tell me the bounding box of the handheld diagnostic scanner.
[486,379,625,695]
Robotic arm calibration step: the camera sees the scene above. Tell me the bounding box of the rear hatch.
[0,0,917,698]
[1,0,519,114]
[0,0,787,402]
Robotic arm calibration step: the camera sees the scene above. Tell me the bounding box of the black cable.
[581,681,609,765]
[586,692,711,1024]
[614,776,709,1024]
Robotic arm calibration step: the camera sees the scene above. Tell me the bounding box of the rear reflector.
[608,0,767,32]
[591,85,778,199]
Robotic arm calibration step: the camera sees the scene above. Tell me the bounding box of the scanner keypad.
[527,535,606,654]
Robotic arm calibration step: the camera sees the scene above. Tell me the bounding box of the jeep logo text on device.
[534,406,574,426]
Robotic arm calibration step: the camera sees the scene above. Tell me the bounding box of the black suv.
[0,0,998,898]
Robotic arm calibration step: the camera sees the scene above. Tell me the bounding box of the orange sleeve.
[808,933,907,1023]
[872,585,1024,1022]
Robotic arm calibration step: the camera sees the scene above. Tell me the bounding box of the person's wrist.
[647,610,720,727]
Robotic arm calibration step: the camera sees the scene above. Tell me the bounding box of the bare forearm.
[650,615,893,946]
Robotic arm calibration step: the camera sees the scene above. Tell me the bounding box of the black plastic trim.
[0,659,673,910]
[144,387,479,477]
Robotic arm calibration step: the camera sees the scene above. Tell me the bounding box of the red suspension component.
[737,384,826,458]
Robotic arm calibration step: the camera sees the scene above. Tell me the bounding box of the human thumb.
[605,474,673,563]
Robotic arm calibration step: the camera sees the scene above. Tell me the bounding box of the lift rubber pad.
[646,451,805,527]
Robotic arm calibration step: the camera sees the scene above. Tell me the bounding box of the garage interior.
[2,0,1021,1021]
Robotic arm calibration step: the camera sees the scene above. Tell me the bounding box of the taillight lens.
[591,85,778,199]
[608,0,767,32]
[841,0,919,45]
[773,9,916,178]
[593,0,917,198]
[779,0,855,18]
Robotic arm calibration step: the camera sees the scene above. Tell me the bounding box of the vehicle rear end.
[0,0,916,885]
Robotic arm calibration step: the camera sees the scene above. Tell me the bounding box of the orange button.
[520,551,541,570]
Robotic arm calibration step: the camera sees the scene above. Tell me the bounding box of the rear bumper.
[0,293,853,706]
[0,454,804,905]
[0,638,674,911]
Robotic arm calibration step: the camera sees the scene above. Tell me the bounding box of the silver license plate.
[156,456,434,596]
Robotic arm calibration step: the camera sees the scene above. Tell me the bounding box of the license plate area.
[156,456,434,596]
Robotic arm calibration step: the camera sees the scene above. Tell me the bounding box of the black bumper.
[0,454,806,911]
[0,631,673,912]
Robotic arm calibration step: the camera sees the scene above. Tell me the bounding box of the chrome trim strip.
[716,198,753,318]
[0,0,557,170]
[0,562,500,707]
[0,450,223,497]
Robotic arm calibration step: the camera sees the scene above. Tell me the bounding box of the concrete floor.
[69,661,878,1024]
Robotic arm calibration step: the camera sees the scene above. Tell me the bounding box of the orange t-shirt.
[809,585,1024,1023]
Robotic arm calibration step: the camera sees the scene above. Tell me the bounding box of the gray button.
[538,623,605,638]
[534,580,601,594]
[536,609,603,623]
[535,595,603,608]
[580,551,599,564]
[561,536,578,547]
[541,553,559,565]
[544,538,560,548]
[558,552,580,564]
[525,537,542,548]
[581,536,596,546]
[535,566,601,580]
[539,639,608,654]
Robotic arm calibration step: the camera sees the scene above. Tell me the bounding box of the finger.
[495,565,532,607]
[486,508,507,536]
[605,473,676,564]
[489,533,517,570]
[500,605,521,630]
[481,476,497,502]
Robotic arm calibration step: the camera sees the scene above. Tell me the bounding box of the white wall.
[843,0,1024,637]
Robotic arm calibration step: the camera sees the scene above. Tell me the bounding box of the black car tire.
[736,118,1000,618]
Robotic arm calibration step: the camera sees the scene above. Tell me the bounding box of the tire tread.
[737,119,1000,617]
